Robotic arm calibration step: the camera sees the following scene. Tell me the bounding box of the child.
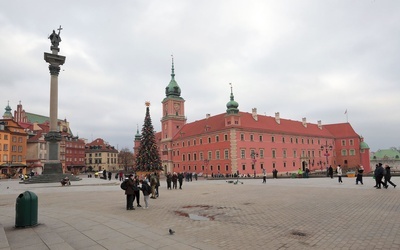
[140,179,151,209]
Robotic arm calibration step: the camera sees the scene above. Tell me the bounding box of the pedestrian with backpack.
[140,179,151,209]
[150,173,157,199]
[124,174,136,210]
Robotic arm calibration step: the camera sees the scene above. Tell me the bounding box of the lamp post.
[251,152,258,177]
[204,159,209,178]
[320,143,333,176]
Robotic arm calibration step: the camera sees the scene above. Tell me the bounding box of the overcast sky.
[0,1,399,152]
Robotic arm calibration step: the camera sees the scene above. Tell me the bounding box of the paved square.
[0,176,399,249]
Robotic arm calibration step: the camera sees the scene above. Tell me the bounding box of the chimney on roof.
[252,108,258,121]
[317,120,322,130]
[275,112,280,124]
[302,117,307,128]
[206,114,210,119]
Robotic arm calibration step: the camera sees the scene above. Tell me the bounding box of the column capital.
[45,131,62,142]
[49,65,60,76]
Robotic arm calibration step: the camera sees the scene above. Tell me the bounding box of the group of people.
[333,164,396,189]
[166,172,185,189]
[373,163,397,189]
[124,172,160,210]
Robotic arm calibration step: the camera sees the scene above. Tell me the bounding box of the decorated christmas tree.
[135,102,162,171]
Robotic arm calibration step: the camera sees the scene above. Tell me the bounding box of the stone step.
[0,224,10,250]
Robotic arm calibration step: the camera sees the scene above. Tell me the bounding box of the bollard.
[15,191,38,227]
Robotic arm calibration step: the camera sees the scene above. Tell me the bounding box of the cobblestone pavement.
[0,176,399,250]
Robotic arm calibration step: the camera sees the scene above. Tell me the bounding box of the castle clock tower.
[160,57,186,173]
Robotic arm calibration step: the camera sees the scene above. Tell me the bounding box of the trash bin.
[15,191,38,227]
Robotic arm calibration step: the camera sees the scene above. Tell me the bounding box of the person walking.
[262,167,267,183]
[172,172,178,189]
[134,176,142,207]
[178,172,184,189]
[166,172,172,190]
[125,174,135,210]
[328,165,334,179]
[150,173,157,199]
[356,165,364,185]
[272,167,278,179]
[140,179,151,209]
[375,163,387,189]
[155,172,160,197]
[108,171,112,181]
[384,165,397,188]
[103,170,107,180]
[337,165,343,183]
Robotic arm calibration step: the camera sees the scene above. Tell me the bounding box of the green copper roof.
[226,84,239,114]
[360,141,369,149]
[165,56,181,98]
[26,113,50,124]
[135,125,141,141]
[3,102,13,118]
[371,148,400,160]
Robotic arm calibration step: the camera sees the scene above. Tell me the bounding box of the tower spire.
[226,83,239,114]
[171,54,175,80]
[165,55,181,97]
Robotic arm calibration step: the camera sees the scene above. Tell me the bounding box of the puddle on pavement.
[189,214,210,221]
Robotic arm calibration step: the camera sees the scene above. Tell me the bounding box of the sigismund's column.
[43,26,66,174]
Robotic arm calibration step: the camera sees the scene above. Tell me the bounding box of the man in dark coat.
[178,172,184,189]
[328,166,334,179]
[375,163,387,189]
[166,172,172,189]
[134,176,142,207]
[125,174,136,210]
[384,165,396,188]
[172,172,178,189]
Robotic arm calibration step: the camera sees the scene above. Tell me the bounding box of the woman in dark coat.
[172,172,178,189]
[125,174,136,210]
[384,165,397,188]
[166,172,172,190]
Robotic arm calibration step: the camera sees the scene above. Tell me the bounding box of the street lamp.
[320,143,333,176]
[204,159,209,178]
[251,152,258,177]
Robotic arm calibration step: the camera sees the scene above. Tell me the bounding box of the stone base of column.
[22,162,81,184]
[42,162,63,174]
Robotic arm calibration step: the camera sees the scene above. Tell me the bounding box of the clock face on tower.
[174,103,180,111]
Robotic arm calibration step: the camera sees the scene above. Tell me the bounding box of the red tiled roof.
[172,111,335,139]
[27,130,44,142]
[323,123,359,138]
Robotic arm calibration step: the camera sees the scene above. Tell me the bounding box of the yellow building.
[0,103,28,178]
[85,138,119,172]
